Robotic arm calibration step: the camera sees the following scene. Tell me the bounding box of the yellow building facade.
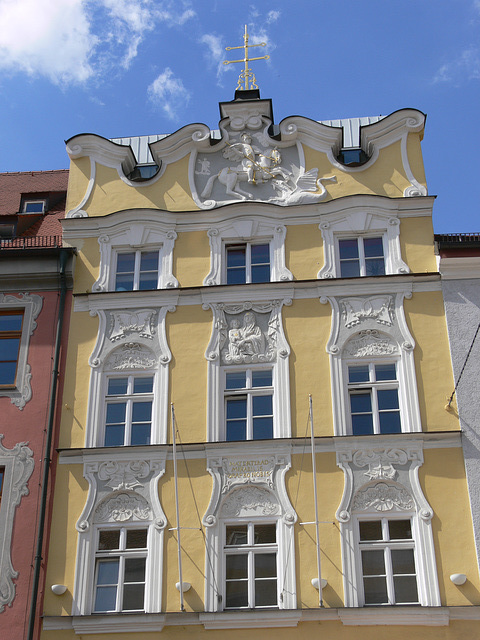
[41,91,480,638]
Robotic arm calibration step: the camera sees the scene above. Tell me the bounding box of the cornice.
[66,134,137,174]
[439,256,480,280]
[360,109,426,153]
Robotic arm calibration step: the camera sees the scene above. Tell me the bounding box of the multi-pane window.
[94,528,148,613]
[359,518,418,605]
[348,363,401,435]
[224,522,277,609]
[115,250,160,291]
[226,243,270,284]
[0,311,24,386]
[225,369,273,441]
[338,237,385,277]
[22,199,46,214]
[104,376,154,446]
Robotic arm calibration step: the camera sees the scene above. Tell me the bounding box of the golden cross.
[223,25,269,91]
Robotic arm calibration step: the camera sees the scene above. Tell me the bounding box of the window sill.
[199,610,302,629]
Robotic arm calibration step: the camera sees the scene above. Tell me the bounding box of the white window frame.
[102,373,156,447]
[113,248,162,291]
[355,516,419,606]
[317,209,409,279]
[223,520,278,610]
[337,235,386,278]
[22,199,46,214]
[223,367,274,441]
[347,361,402,435]
[93,525,149,613]
[203,219,292,286]
[0,294,42,410]
[91,220,178,293]
[224,241,272,285]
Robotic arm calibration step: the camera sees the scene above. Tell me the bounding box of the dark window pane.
[227,268,246,285]
[0,362,17,385]
[363,237,384,258]
[340,260,360,278]
[251,244,270,264]
[362,550,385,576]
[227,247,246,268]
[226,525,248,546]
[348,365,370,383]
[0,314,23,331]
[254,524,276,544]
[365,257,385,276]
[339,239,359,259]
[375,364,396,381]
[226,371,246,389]
[117,253,135,272]
[391,549,416,575]
[225,580,248,608]
[251,264,270,283]
[363,576,388,604]
[126,529,148,548]
[0,338,20,360]
[138,276,157,290]
[359,521,382,541]
[389,520,412,540]
[132,401,152,422]
[115,274,134,291]
[96,560,119,585]
[123,584,145,610]
[253,417,273,439]
[252,370,272,387]
[133,377,154,394]
[94,585,117,611]
[124,557,146,583]
[255,578,277,606]
[104,425,125,447]
[226,420,247,441]
[253,395,273,416]
[379,411,401,434]
[140,251,159,271]
[378,389,399,410]
[350,393,372,413]
[106,403,126,424]
[131,423,151,446]
[352,413,374,435]
[255,553,276,578]
[98,530,120,550]
[107,378,128,395]
[394,575,418,603]
[226,398,247,419]
[226,554,248,579]
[24,201,45,213]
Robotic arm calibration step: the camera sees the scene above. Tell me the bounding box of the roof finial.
[223,25,269,91]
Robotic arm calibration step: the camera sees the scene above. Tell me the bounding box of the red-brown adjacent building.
[0,170,75,640]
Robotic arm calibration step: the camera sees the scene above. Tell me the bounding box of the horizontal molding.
[43,605,480,633]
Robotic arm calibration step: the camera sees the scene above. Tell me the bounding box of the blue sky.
[0,0,478,233]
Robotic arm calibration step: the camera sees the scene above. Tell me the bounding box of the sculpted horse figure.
[201,143,294,201]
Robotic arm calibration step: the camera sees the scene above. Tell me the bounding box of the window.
[224,522,277,609]
[0,467,4,506]
[225,369,273,441]
[94,527,148,613]
[115,250,160,291]
[22,199,46,214]
[348,363,401,435]
[0,311,23,387]
[104,375,154,446]
[358,518,418,606]
[226,243,271,284]
[338,237,385,278]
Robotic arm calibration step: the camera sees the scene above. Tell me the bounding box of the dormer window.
[22,200,46,214]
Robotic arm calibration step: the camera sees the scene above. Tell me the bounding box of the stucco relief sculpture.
[352,481,415,512]
[221,486,279,518]
[342,296,393,328]
[109,310,156,342]
[344,330,398,358]
[225,311,266,362]
[95,492,152,523]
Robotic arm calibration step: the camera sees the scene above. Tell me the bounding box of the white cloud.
[433,47,480,83]
[0,0,96,84]
[201,33,224,62]
[267,10,280,23]
[148,67,190,120]
[0,0,196,85]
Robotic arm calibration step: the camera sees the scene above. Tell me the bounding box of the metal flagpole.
[171,403,184,611]
[309,394,323,607]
